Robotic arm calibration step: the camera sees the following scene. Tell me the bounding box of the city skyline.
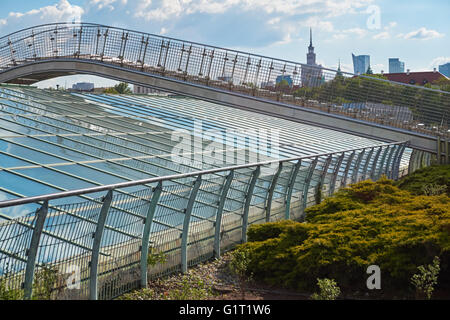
[0,0,448,88]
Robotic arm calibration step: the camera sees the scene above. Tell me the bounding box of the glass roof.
[0,84,410,217]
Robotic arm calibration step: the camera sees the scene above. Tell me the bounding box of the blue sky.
[0,0,448,88]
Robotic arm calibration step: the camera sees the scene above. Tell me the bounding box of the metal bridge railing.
[0,141,407,300]
[0,23,449,137]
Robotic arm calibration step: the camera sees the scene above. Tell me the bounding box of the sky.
[0,0,448,89]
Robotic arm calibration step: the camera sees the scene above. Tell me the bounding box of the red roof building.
[381,71,448,86]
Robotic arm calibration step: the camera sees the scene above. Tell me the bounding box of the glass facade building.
[439,62,450,78]
[352,54,370,75]
[389,58,405,73]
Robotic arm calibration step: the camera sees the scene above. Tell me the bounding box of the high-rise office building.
[352,54,370,75]
[439,62,450,78]
[389,58,405,73]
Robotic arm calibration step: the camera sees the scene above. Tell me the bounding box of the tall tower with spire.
[302,28,322,87]
[307,28,316,66]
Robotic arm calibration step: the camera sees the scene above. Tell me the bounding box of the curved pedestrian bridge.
[0,23,448,153]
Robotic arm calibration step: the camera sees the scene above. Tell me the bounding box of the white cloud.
[132,0,374,21]
[429,57,450,69]
[333,27,367,40]
[385,21,397,29]
[267,17,281,25]
[301,16,334,32]
[373,31,390,40]
[402,27,444,40]
[1,0,84,33]
[90,0,117,11]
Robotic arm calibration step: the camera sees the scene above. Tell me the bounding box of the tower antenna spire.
[310,27,312,46]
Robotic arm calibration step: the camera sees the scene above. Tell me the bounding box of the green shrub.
[119,273,214,300]
[311,278,341,300]
[0,277,23,300]
[247,220,297,242]
[32,265,59,300]
[411,256,440,299]
[238,178,450,294]
[396,165,450,196]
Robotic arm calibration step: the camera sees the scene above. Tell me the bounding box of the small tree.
[365,65,373,75]
[311,278,341,300]
[229,248,253,300]
[32,264,59,300]
[114,82,132,94]
[411,256,440,300]
[104,87,119,94]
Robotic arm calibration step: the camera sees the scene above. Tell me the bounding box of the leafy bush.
[236,178,450,295]
[0,277,23,300]
[229,247,253,299]
[311,278,341,300]
[119,273,214,300]
[411,256,440,299]
[32,265,59,300]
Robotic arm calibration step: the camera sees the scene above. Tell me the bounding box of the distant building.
[382,70,448,86]
[260,81,275,89]
[276,75,293,87]
[301,28,323,87]
[439,62,450,78]
[217,76,233,82]
[352,54,370,75]
[343,102,413,122]
[72,82,94,92]
[133,85,160,94]
[389,58,405,73]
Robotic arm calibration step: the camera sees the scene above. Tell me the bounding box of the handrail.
[0,22,448,95]
[0,141,408,209]
[0,22,448,141]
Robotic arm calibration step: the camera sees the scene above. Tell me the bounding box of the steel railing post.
[199,47,206,76]
[317,156,332,202]
[341,151,356,187]
[351,149,365,184]
[370,147,383,181]
[265,162,283,222]
[375,146,391,179]
[213,170,234,259]
[181,175,202,274]
[390,144,405,180]
[206,49,214,83]
[141,37,149,70]
[329,153,345,196]
[89,190,113,300]
[408,149,417,174]
[221,51,228,78]
[95,27,101,56]
[23,201,48,300]
[243,55,251,84]
[285,160,302,220]
[184,45,192,79]
[100,29,109,61]
[162,41,170,72]
[140,182,163,288]
[383,145,398,178]
[242,166,260,243]
[361,148,374,181]
[301,157,318,214]
[77,26,83,57]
